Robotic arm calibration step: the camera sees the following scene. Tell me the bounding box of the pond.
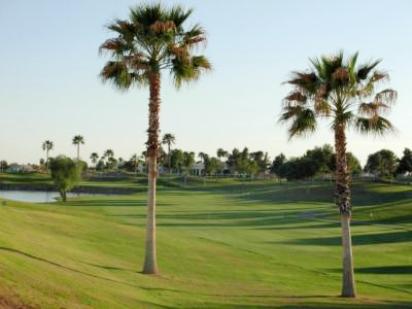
[0,190,89,203]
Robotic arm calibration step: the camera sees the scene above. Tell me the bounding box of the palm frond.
[375,89,397,105]
[100,61,134,89]
[355,116,394,135]
[287,108,317,138]
[171,55,211,88]
[357,59,381,80]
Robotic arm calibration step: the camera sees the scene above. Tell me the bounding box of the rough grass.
[0,174,411,308]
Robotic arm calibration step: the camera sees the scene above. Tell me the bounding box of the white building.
[6,164,34,173]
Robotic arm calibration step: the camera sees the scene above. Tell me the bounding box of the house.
[6,163,34,173]
[191,161,204,176]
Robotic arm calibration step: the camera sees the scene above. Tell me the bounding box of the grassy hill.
[0,175,411,308]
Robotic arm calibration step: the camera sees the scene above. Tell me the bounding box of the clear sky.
[1,0,411,165]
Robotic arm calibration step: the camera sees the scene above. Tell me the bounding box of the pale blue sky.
[1,0,411,165]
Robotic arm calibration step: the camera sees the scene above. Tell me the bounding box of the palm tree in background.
[72,135,85,161]
[99,3,211,274]
[162,133,176,174]
[280,51,397,297]
[90,152,99,168]
[42,140,54,168]
[217,148,228,159]
[103,149,114,160]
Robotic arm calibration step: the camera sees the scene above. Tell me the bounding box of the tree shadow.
[0,246,136,287]
[281,230,412,246]
[356,265,412,274]
[194,299,412,309]
[64,200,175,207]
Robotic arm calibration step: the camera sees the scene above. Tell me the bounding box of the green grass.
[0,175,411,308]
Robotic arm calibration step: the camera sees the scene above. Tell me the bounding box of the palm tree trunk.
[77,145,80,161]
[142,71,160,275]
[335,124,356,298]
[168,144,172,175]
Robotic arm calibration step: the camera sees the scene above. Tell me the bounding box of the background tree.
[270,153,286,176]
[90,152,99,168]
[96,160,105,171]
[204,156,223,175]
[396,148,412,175]
[49,156,82,202]
[365,149,398,177]
[100,3,211,274]
[0,160,8,173]
[170,149,184,173]
[103,149,115,170]
[162,133,176,174]
[280,51,397,297]
[217,148,228,159]
[103,149,114,160]
[42,140,54,168]
[182,151,195,173]
[125,153,145,174]
[107,157,118,170]
[250,151,270,174]
[72,135,85,161]
[328,152,362,175]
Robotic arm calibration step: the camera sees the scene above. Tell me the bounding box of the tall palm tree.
[100,3,211,274]
[72,135,85,161]
[42,140,54,168]
[162,133,176,174]
[90,152,99,167]
[280,51,396,297]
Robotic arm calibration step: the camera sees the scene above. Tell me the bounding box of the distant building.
[191,162,204,176]
[6,164,34,173]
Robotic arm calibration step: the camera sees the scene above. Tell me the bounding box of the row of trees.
[41,135,85,166]
[270,146,412,180]
[365,148,412,177]
[271,145,362,180]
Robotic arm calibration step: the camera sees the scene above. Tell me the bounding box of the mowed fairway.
[0,177,411,308]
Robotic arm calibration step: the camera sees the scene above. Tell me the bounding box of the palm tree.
[217,148,228,159]
[42,140,54,168]
[90,152,99,167]
[198,152,207,162]
[72,135,85,161]
[100,3,211,274]
[280,51,396,297]
[162,133,176,174]
[103,149,114,159]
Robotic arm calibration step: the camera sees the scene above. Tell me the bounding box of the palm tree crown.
[280,51,396,138]
[99,3,211,90]
[90,152,99,164]
[42,140,54,152]
[72,135,85,145]
[104,149,114,159]
[162,133,176,146]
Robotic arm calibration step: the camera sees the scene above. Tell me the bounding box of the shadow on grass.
[63,199,175,207]
[282,230,412,246]
[0,247,136,287]
[194,300,412,309]
[205,180,412,209]
[156,209,322,228]
[357,265,412,274]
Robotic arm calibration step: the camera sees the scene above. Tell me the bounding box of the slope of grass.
[0,178,410,308]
